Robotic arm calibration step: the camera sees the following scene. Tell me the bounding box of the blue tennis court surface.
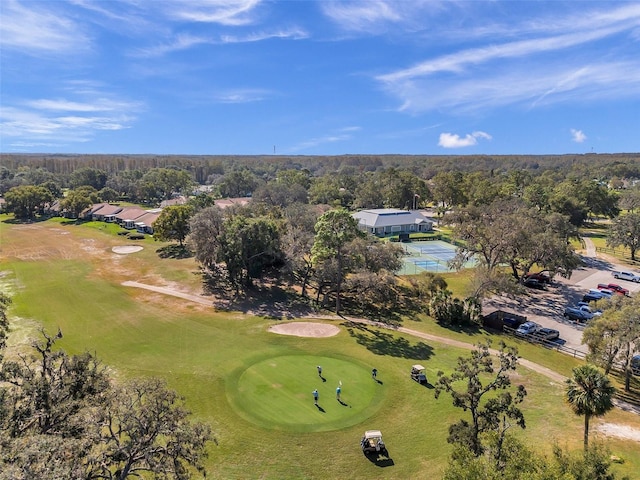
[399,240,473,275]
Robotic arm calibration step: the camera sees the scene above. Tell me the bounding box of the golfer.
[313,389,319,404]
[317,365,322,377]
[336,385,341,401]
[372,368,377,379]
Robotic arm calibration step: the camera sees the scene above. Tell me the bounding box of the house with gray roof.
[352,208,433,236]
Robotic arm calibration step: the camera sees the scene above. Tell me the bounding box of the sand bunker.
[268,321,340,338]
[112,245,144,254]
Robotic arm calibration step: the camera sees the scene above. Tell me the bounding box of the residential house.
[133,210,162,234]
[352,208,433,236]
[90,203,124,222]
[114,206,149,229]
[160,196,188,208]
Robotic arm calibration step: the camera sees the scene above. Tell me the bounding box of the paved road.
[484,238,640,355]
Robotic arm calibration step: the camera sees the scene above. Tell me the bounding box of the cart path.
[122,281,640,416]
[122,281,215,306]
[343,317,567,383]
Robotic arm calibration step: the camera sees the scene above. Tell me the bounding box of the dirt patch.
[595,423,640,442]
[112,245,144,254]
[268,322,340,338]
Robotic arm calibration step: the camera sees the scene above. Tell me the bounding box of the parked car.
[564,307,593,322]
[578,304,602,316]
[524,272,551,284]
[611,271,640,282]
[516,321,538,336]
[597,283,629,296]
[534,327,560,341]
[589,288,612,298]
[582,292,604,303]
[632,355,640,376]
[523,278,546,290]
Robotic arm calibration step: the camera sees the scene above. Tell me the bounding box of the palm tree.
[565,364,615,450]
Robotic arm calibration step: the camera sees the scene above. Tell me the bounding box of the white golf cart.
[361,430,387,456]
[411,364,427,384]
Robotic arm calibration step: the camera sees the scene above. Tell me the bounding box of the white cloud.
[133,27,307,57]
[221,27,308,43]
[212,88,270,103]
[0,0,90,54]
[132,34,212,57]
[571,129,587,143]
[321,0,402,31]
[438,131,492,149]
[290,129,356,152]
[381,59,640,114]
[375,3,640,114]
[0,87,141,145]
[169,0,262,26]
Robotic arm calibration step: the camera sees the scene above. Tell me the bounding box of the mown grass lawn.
[1,217,639,479]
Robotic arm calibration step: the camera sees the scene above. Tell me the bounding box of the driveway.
[483,239,640,355]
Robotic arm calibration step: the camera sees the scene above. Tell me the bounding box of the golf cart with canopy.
[410,364,427,384]
[361,430,387,456]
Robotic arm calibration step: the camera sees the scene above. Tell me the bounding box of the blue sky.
[1,1,639,156]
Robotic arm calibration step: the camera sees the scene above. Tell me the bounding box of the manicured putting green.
[229,355,383,432]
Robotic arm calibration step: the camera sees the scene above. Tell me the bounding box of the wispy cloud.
[571,129,587,143]
[320,0,444,33]
[321,0,402,31]
[290,127,359,152]
[221,27,308,43]
[133,34,213,57]
[212,88,271,103]
[438,131,492,149]
[0,0,90,55]
[133,27,307,58]
[167,0,262,26]
[1,86,142,147]
[375,4,640,114]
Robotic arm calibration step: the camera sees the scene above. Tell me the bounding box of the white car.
[589,288,612,298]
[612,271,640,283]
[516,322,538,336]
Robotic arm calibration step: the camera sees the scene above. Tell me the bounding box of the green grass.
[2,217,640,479]
[229,355,381,432]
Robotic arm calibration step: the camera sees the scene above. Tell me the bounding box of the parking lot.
[483,250,640,355]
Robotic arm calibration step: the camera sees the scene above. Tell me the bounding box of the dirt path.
[122,281,215,306]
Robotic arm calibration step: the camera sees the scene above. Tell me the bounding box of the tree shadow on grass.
[346,324,434,360]
[206,282,317,320]
[434,320,481,337]
[156,244,193,259]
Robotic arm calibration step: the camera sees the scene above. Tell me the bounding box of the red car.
[524,272,551,284]
[597,283,629,296]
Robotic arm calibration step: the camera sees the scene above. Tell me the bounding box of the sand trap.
[268,321,340,338]
[112,245,144,254]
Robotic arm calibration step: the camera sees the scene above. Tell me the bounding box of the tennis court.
[398,240,473,275]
